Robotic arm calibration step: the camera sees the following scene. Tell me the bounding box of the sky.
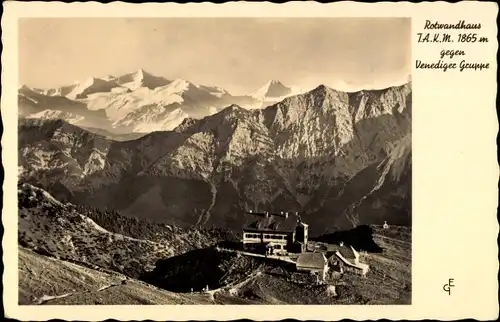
[19,18,411,94]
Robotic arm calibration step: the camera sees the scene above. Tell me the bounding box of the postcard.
[2,1,498,320]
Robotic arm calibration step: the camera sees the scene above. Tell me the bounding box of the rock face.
[18,82,412,234]
[309,134,411,233]
[347,134,411,226]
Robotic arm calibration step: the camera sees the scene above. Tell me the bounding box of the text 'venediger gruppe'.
[415,20,490,72]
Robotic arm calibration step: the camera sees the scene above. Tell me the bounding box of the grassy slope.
[18,183,230,279]
[19,201,176,278]
[19,247,215,305]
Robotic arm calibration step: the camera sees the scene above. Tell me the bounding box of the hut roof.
[296,252,328,270]
[243,211,299,233]
[327,244,358,260]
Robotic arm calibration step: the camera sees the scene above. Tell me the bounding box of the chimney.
[274,211,289,218]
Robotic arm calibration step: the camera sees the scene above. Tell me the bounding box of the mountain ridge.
[19,67,410,136]
[19,81,411,235]
[20,70,304,134]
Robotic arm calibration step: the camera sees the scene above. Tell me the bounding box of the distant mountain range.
[19,69,301,134]
[18,80,412,235]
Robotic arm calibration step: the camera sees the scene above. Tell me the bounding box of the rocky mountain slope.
[19,246,215,305]
[307,134,411,232]
[18,183,232,278]
[19,70,290,134]
[19,226,411,305]
[338,134,411,228]
[17,184,410,305]
[18,82,411,234]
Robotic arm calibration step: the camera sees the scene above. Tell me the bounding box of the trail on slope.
[33,275,129,305]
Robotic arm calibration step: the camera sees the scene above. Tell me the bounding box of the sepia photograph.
[15,17,413,306]
[3,1,499,320]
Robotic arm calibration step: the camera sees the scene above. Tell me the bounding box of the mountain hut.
[242,210,308,255]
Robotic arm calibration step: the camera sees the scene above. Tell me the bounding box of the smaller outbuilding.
[327,242,370,277]
[296,252,329,281]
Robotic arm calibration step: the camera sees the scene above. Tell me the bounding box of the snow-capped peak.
[101,75,116,81]
[67,77,119,99]
[18,85,34,94]
[25,109,85,125]
[127,69,157,83]
[115,69,170,91]
[251,79,293,100]
[133,68,146,80]
[167,78,193,92]
[267,79,283,86]
[83,77,98,87]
